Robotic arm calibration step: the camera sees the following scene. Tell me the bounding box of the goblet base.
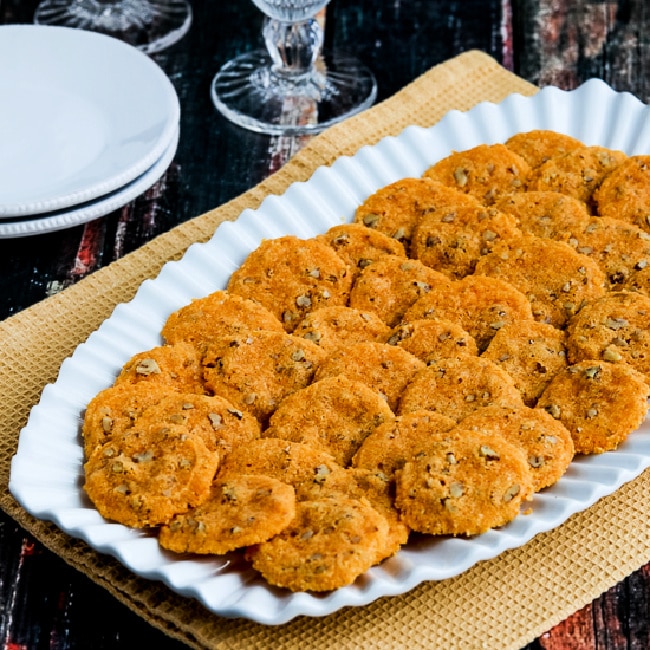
[34,0,192,54]
[211,50,377,136]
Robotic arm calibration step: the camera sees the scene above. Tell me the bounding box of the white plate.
[9,79,650,625]
[0,25,180,218]
[0,126,179,238]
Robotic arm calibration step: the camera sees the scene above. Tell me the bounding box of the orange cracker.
[219,438,341,488]
[295,466,410,560]
[292,305,391,353]
[134,392,261,455]
[504,130,583,169]
[481,320,568,407]
[226,235,352,332]
[352,409,456,478]
[403,274,533,352]
[158,474,295,555]
[247,497,390,592]
[82,382,171,458]
[528,145,627,206]
[422,143,531,205]
[594,155,650,232]
[537,361,650,455]
[84,423,220,528]
[397,356,524,421]
[316,222,406,280]
[348,254,451,327]
[201,330,326,424]
[353,177,462,254]
[459,405,574,492]
[161,290,283,347]
[314,341,425,411]
[623,266,650,297]
[387,318,478,365]
[565,217,650,289]
[114,342,205,394]
[474,234,606,327]
[565,291,650,384]
[395,429,533,536]
[494,190,592,243]
[263,375,394,466]
[411,202,522,279]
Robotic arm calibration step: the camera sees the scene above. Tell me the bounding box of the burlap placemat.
[2,50,650,650]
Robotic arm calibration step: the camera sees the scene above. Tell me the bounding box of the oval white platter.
[0,25,180,217]
[9,79,650,625]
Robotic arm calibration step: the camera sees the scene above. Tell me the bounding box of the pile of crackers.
[82,130,650,592]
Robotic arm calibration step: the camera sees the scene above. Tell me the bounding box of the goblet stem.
[211,2,377,135]
[264,17,322,78]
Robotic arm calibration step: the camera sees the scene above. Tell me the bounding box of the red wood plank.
[539,603,595,649]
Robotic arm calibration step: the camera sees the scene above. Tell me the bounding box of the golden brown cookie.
[564,217,650,289]
[397,356,524,422]
[263,375,394,466]
[226,235,352,332]
[422,143,531,205]
[481,320,568,406]
[353,177,463,254]
[504,130,583,169]
[314,341,425,411]
[411,202,522,279]
[218,438,341,489]
[158,474,295,555]
[348,254,451,327]
[537,361,649,455]
[352,409,456,478]
[84,423,220,528]
[565,291,650,383]
[133,392,261,456]
[474,234,607,327]
[82,383,171,458]
[316,222,406,281]
[459,405,574,491]
[292,305,391,353]
[295,467,410,560]
[394,429,533,536]
[402,274,533,352]
[494,190,592,243]
[247,497,390,592]
[201,330,327,424]
[528,145,627,206]
[593,155,650,232]
[387,318,478,365]
[161,290,283,347]
[113,342,205,394]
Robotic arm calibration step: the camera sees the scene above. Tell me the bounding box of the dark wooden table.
[1,1,650,647]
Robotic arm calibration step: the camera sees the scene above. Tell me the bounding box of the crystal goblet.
[33,0,192,54]
[211,0,377,135]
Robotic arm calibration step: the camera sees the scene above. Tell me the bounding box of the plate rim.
[0,126,179,238]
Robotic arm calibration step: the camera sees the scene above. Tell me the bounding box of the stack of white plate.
[0,25,181,238]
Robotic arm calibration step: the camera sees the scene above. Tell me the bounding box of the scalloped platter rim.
[9,79,650,625]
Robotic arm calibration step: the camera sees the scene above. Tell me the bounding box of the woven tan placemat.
[2,50,650,650]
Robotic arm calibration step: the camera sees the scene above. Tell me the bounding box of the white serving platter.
[0,25,180,217]
[9,79,650,624]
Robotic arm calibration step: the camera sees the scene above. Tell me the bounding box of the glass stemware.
[33,0,192,54]
[211,0,377,135]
